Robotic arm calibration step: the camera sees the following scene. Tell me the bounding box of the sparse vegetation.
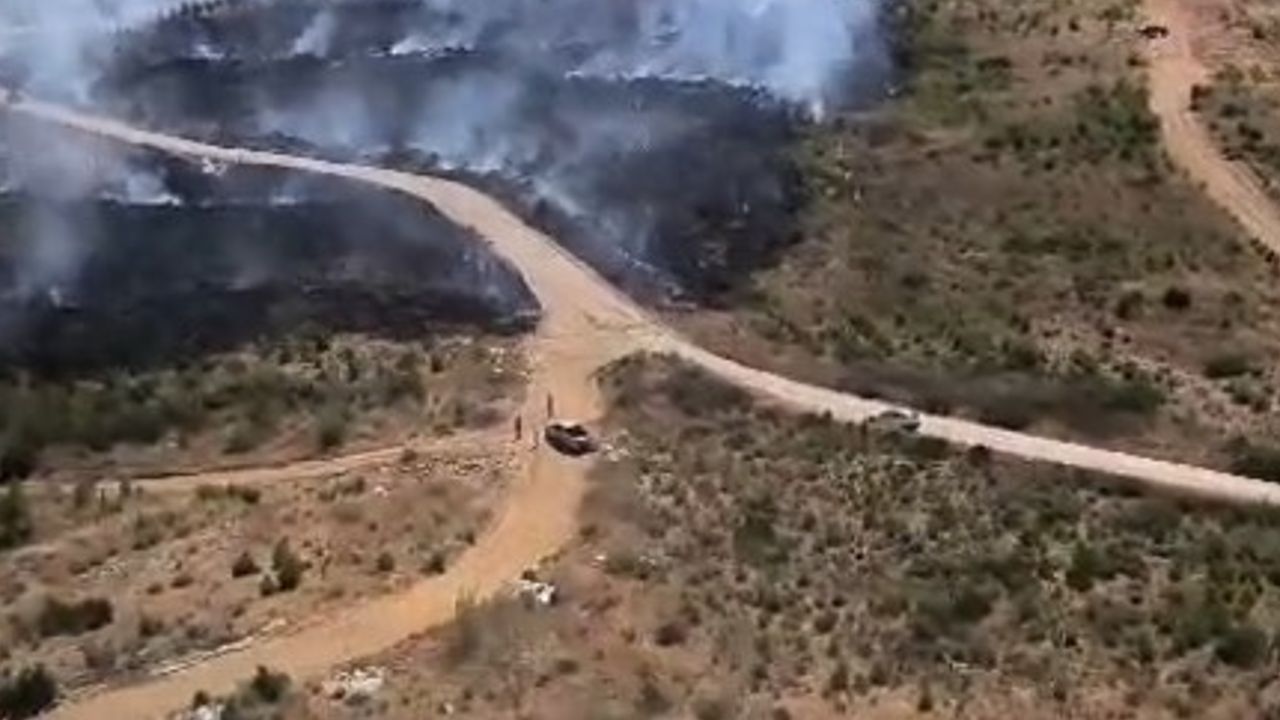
[0,666,58,719]
[270,539,305,593]
[375,551,396,573]
[247,665,291,704]
[231,551,261,578]
[1228,438,1280,483]
[191,666,294,720]
[681,0,1280,470]
[586,355,1280,716]
[0,482,32,550]
[1196,68,1280,199]
[0,333,517,477]
[36,597,114,639]
[0,431,500,692]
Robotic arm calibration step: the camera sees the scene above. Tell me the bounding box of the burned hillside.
[0,121,536,376]
[87,0,887,298]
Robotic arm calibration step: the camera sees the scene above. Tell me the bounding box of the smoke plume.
[0,0,890,299]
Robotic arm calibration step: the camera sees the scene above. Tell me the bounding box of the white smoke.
[12,208,86,299]
[0,117,179,297]
[0,0,882,112]
[291,9,337,57]
[0,0,887,297]
[391,0,882,113]
[572,0,875,113]
[111,169,181,206]
[0,0,195,101]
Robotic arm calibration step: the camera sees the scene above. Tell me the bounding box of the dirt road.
[7,103,642,720]
[10,85,1280,717]
[123,427,499,495]
[1143,0,1280,255]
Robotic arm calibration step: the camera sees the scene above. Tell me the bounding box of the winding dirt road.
[1143,0,1280,255]
[10,25,1280,711]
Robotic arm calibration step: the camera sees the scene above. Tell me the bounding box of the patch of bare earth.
[0,333,527,704]
[0,439,509,695]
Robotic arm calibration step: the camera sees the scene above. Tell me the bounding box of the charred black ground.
[92,0,888,298]
[0,120,536,376]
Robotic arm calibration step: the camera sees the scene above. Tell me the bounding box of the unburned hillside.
[248,354,1280,719]
[680,0,1280,474]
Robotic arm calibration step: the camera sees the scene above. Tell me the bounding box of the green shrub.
[1229,440,1280,483]
[1066,542,1108,592]
[1204,353,1256,380]
[662,366,751,418]
[37,596,114,638]
[315,404,348,451]
[229,485,261,505]
[0,666,58,719]
[653,621,688,647]
[976,395,1038,430]
[258,574,278,597]
[271,539,305,592]
[375,551,396,573]
[1161,286,1192,310]
[231,551,260,578]
[1216,624,1270,669]
[223,420,265,455]
[0,482,33,550]
[1100,377,1165,416]
[248,666,290,704]
[0,436,37,482]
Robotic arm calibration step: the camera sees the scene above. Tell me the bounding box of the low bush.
[1229,440,1280,483]
[0,666,58,719]
[0,482,33,550]
[37,597,114,638]
[1204,353,1256,380]
[231,551,260,578]
[271,539,305,592]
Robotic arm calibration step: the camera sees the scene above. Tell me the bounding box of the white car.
[869,409,921,434]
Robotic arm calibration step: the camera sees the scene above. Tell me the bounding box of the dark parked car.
[545,422,598,456]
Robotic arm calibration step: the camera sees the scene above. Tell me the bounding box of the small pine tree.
[271,539,304,592]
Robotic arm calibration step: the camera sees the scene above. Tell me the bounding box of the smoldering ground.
[0,118,536,374]
[2,0,891,298]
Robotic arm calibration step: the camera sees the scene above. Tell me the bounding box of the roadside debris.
[200,157,227,176]
[514,569,559,606]
[177,703,224,720]
[321,665,386,703]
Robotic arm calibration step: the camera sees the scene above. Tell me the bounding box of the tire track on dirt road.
[7,95,1280,718]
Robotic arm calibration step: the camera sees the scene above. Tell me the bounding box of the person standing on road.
[514,415,523,442]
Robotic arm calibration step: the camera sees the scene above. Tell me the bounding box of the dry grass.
[586,355,1280,718]
[0,442,508,691]
[1,332,523,483]
[278,354,1280,719]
